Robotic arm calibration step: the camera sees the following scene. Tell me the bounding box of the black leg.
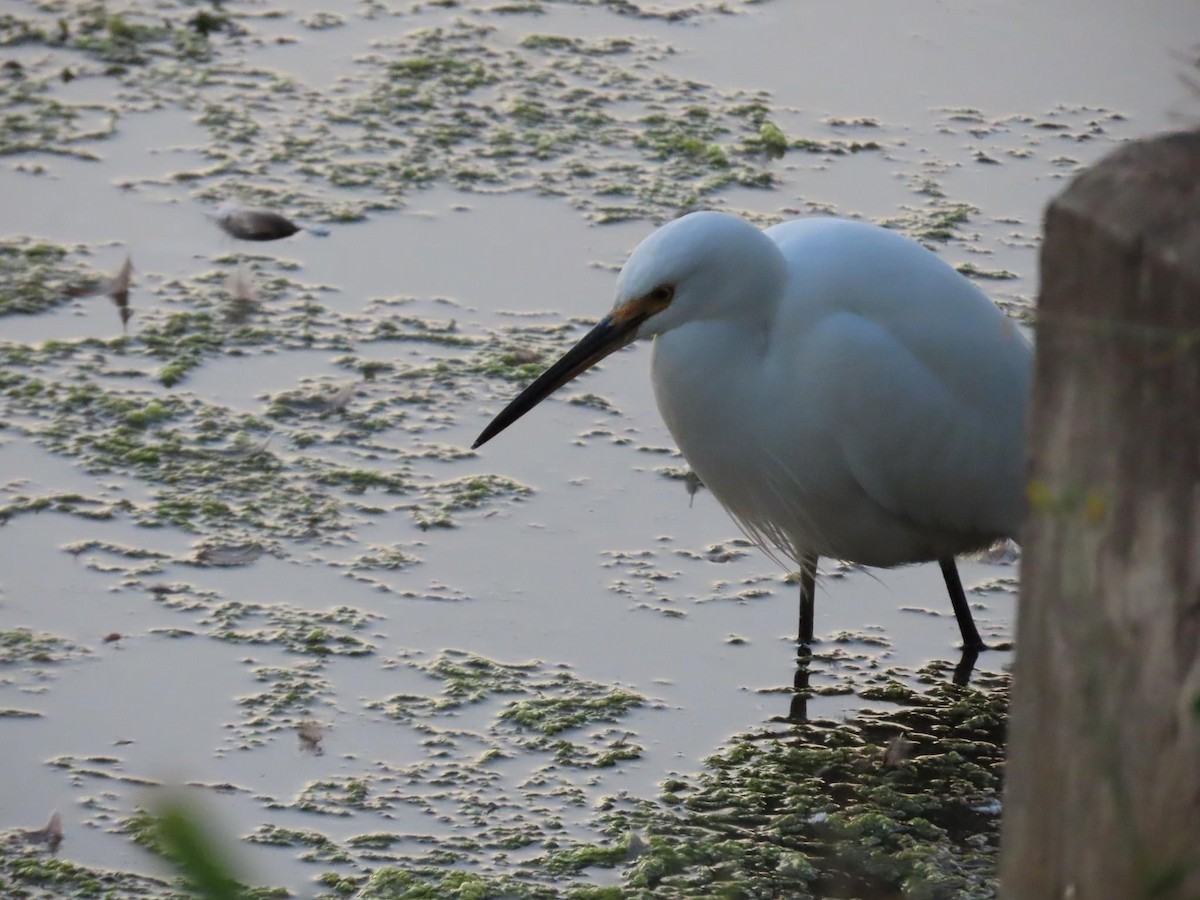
[952,647,980,686]
[788,648,812,723]
[798,553,818,646]
[939,556,985,652]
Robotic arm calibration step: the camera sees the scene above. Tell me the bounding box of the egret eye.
[648,284,674,305]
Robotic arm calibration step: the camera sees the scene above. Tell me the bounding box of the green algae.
[247,825,351,863]
[274,665,1003,896]
[474,347,554,382]
[881,202,978,245]
[367,652,651,773]
[344,544,423,571]
[0,490,127,525]
[0,840,173,899]
[295,778,380,817]
[955,262,1018,281]
[0,343,535,542]
[366,652,652,789]
[551,843,633,873]
[410,474,532,529]
[602,670,1009,899]
[0,628,85,665]
[791,135,883,155]
[0,79,117,159]
[755,121,788,158]
[46,755,162,788]
[376,651,537,716]
[1,632,1008,899]
[120,801,290,899]
[0,238,99,316]
[544,732,644,769]
[501,678,644,735]
[119,807,163,856]
[232,665,334,749]
[210,601,377,656]
[0,0,1127,248]
[29,9,792,224]
[344,867,555,900]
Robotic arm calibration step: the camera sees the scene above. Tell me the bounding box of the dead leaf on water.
[882,733,915,768]
[23,811,63,855]
[227,266,255,303]
[104,254,134,331]
[222,429,274,459]
[297,720,324,756]
[323,382,357,413]
[625,830,648,861]
[69,254,134,330]
[224,264,260,323]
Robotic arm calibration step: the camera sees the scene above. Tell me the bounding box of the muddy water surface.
[1,0,1194,896]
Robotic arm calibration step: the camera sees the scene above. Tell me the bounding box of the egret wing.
[798,310,1028,546]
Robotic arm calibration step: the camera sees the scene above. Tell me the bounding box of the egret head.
[613,210,784,336]
[472,211,784,449]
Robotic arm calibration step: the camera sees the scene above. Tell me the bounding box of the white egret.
[474,212,1032,652]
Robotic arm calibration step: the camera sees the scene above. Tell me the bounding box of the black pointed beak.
[473,313,642,449]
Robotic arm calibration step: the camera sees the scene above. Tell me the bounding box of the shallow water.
[0,0,1194,895]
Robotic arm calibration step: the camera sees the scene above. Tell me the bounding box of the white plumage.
[475,211,1032,651]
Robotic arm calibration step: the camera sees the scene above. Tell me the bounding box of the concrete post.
[999,130,1200,898]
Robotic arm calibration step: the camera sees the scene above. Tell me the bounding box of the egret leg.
[788,650,812,723]
[938,557,985,652]
[798,553,818,646]
[953,648,980,687]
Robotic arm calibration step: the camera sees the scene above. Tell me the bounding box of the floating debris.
[882,732,916,767]
[23,811,63,855]
[194,544,264,567]
[106,255,133,300]
[222,430,274,460]
[625,830,649,862]
[323,382,357,413]
[297,720,324,756]
[102,632,122,644]
[80,253,134,330]
[227,266,254,301]
[224,264,259,322]
[216,207,300,241]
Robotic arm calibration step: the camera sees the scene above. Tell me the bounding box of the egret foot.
[953,647,981,687]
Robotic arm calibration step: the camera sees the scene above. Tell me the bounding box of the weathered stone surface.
[1000,130,1200,899]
